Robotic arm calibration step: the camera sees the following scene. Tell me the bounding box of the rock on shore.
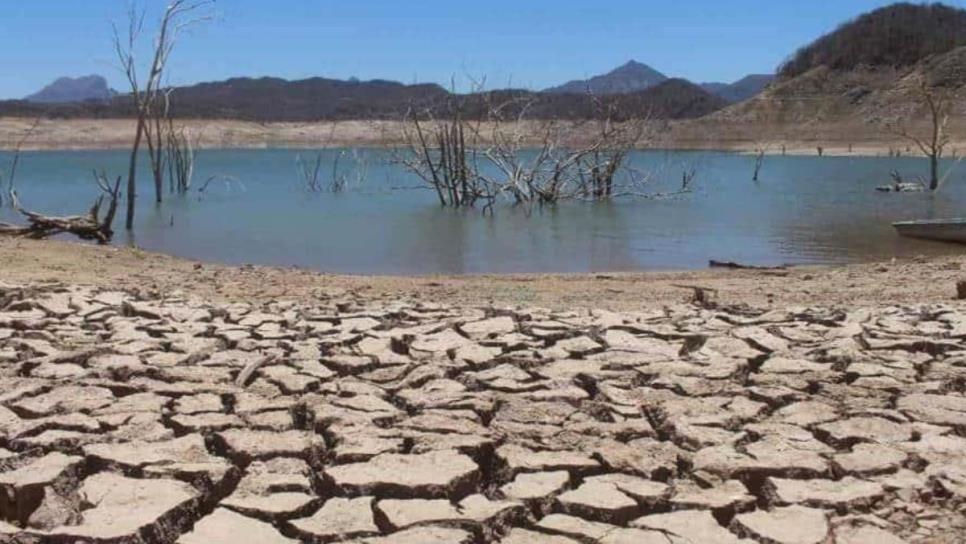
[0,281,964,542]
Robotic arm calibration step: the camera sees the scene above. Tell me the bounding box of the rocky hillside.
[709,3,966,126]
[25,75,115,104]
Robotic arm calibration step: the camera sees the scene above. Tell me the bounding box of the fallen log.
[0,176,120,244]
[709,260,787,271]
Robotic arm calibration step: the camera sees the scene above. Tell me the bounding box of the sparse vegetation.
[885,75,955,190]
[779,2,966,78]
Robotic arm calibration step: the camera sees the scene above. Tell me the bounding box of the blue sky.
[2,0,963,99]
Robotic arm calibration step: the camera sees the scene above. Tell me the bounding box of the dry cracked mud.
[0,281,964,543]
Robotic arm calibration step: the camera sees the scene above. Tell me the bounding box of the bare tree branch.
[113,0,215,229]
[1,118,41,207]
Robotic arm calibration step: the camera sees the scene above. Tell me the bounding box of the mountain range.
[13,2,966,126]
[4,76,727,122]
[16,60,771,122]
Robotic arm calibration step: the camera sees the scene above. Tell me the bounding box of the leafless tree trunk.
[145,91,174,202]
[296,152,325,192]
[113,1,213,230]
[397,99,490,209]
[752,144,767,181]
[1,119,40,208]
[165,117,195,193]
[889,77,951,191]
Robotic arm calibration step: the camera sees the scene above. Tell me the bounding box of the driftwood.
[709,260,786,271]
[0,176,121,244]
[673,284,719,309]
[235,354,275,387]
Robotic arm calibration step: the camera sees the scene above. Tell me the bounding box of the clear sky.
[2,0,964,99]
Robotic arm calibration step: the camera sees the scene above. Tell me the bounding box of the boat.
[893,219,966,244]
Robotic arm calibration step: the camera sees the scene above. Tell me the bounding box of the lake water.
[1,149,964,275]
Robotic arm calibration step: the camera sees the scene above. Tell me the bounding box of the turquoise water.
[1,149,964,274]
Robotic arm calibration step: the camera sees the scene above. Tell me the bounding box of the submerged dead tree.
[478,94,661,208]
[573,100,652,200]
[886,75,955,191]
[165,115,195,193]
[296,152,325,192]
[296,124,369,193]
[398,89,673,213]
[399,100,490,208]
[1,119,41,208]
[113,0,212,229]
[297,149,367,193]
[752,144,767,182]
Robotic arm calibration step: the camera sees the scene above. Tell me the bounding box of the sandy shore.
[3,116,964,157]
[1,237,965,311]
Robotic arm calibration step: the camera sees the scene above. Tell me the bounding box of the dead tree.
[573,103,651,200]
[570,99,645,200]
[165,116,195,193]
[398,101,490,208]
[478,96,592,207]
[681,167,697,190]
[752,144,767,181]
[1,119,41,207]
[0,171,121,243]
[399,84,681,212]
[113,0,213,229]
[296,152,325,192]
[330,149,368,192]
[888,76,953,191]
[481,95,658,207]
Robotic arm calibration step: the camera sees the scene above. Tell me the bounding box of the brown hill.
[709,45,966,127]
[684,3,966,144]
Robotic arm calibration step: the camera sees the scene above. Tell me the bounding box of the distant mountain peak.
[615,59,650,71]
[700,74,775,103]
[544,60,669,95]
[25,75,116,104]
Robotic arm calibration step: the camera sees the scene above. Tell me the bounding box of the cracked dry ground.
[0,283,964,543]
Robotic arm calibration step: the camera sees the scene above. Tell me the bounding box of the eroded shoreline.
[2,238,966,311]
[2,117,964,157]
